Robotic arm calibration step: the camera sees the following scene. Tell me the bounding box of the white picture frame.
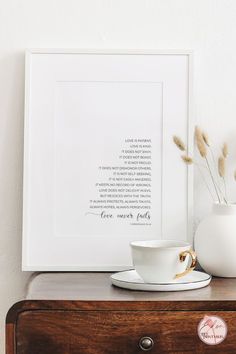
[22,49,193,271]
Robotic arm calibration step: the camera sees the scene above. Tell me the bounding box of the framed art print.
[22,50,193,270]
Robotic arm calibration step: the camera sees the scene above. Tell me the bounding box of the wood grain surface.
[6,273,236,354]
[26,272,236,301]
[15,310,236,353]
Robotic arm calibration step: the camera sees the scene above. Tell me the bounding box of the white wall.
[1,0,236,352]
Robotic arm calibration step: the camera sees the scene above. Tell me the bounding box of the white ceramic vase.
[195,203,236,277]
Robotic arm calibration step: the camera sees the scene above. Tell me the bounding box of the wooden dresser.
[6,273,236,353]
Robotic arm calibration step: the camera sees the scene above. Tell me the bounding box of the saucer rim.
[111,269,212,286]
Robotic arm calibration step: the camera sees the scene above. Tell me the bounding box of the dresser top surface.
[26,272,236,301]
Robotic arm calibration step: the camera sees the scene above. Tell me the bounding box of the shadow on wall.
[0,51,32,354]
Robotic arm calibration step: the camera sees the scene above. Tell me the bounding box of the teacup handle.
[175,249,197,279]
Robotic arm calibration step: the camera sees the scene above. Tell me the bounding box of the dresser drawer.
[16,310,236,354]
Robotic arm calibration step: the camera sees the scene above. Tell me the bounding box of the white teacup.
[130,240,197,283]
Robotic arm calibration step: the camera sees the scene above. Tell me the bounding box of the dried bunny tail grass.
[181,155,193,164]
[195,126,207,157]
[222,143,228,158]
[202,131,210,146]
[218,156,225,177]
[173,136,185,151]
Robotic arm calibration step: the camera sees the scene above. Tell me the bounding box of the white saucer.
[111,270,211,292]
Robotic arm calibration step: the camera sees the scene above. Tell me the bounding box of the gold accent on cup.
[175,249,197,279]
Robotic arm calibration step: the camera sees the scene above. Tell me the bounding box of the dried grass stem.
[173,136,185,151]
[181,155,193,164]
[222,143,228,158]
[218,157,225,178]
[195,127,207,157]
